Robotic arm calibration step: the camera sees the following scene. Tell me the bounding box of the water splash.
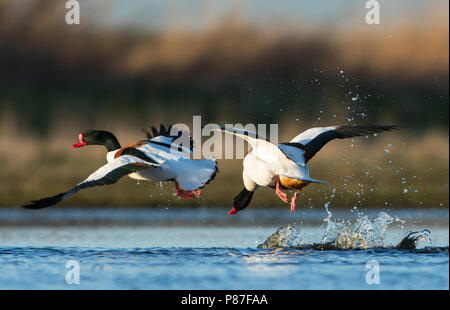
[259,206,410,250]
[321,202,336,243]
[396,230,432,250]
[333,211,396,249]
[257,225,302,248]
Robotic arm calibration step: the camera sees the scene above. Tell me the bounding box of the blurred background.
[0,0,448,209]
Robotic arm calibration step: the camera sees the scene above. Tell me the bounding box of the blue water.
[0,208,448,290]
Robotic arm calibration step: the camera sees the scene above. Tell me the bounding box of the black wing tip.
[340,124,401,130]
[371,124,403,133]
[143,124,170,139]
[304,124,401,162]
[144,124,194,151]
[370,124,402,131]
[335,124,402,138]
[21,193,66,210]
[142,128,152,139]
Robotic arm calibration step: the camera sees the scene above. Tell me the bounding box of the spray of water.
[259,203,412,250]
[258,225,302,248]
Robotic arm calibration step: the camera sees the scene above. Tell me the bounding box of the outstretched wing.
[213,126,267,150]
[287,125,398,163]
[143,124,194,154]
[22,155,159,209]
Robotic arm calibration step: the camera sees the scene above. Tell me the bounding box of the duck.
[22,125,218,209]
[216,125,398,215]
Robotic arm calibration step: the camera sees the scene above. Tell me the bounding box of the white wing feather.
[289,126,338,144]
[80,155,155,185]
[22,155,159,209]
[215,126,326,184]
[139,141,217,190]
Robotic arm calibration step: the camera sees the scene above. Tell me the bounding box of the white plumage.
[217,124,397,214]
[22,127,218,209]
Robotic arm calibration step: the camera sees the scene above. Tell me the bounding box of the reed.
[0,120,447,209]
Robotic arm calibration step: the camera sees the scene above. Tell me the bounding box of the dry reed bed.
[0,122,448,208]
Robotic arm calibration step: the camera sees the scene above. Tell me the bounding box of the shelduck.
[22,125,218,209]
[216,125,398,215]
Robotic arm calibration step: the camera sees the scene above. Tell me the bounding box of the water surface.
[0,207,448,289]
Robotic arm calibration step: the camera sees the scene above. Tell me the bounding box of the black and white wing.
[213,126,263,150]
[141,125,219,191]
[281,125,398,163]
[22,155,159,209]
[143,124,194,154]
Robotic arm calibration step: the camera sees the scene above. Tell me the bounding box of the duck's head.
[229,188,255,215]
[72,130,121,152]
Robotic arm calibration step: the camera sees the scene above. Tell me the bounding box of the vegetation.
[0,0,448,208]
[0,124,447,208]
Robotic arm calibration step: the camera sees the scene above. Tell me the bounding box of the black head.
[229,188,255,214]
[72,130,121,152]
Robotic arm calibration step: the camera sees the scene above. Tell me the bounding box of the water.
[0,207,448,289]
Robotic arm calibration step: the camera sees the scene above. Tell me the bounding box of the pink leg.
[290,190,300,212]
[228,207,237,215]
[192,189,202,198]
[275,175,288,203]
[174,181,195,199]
